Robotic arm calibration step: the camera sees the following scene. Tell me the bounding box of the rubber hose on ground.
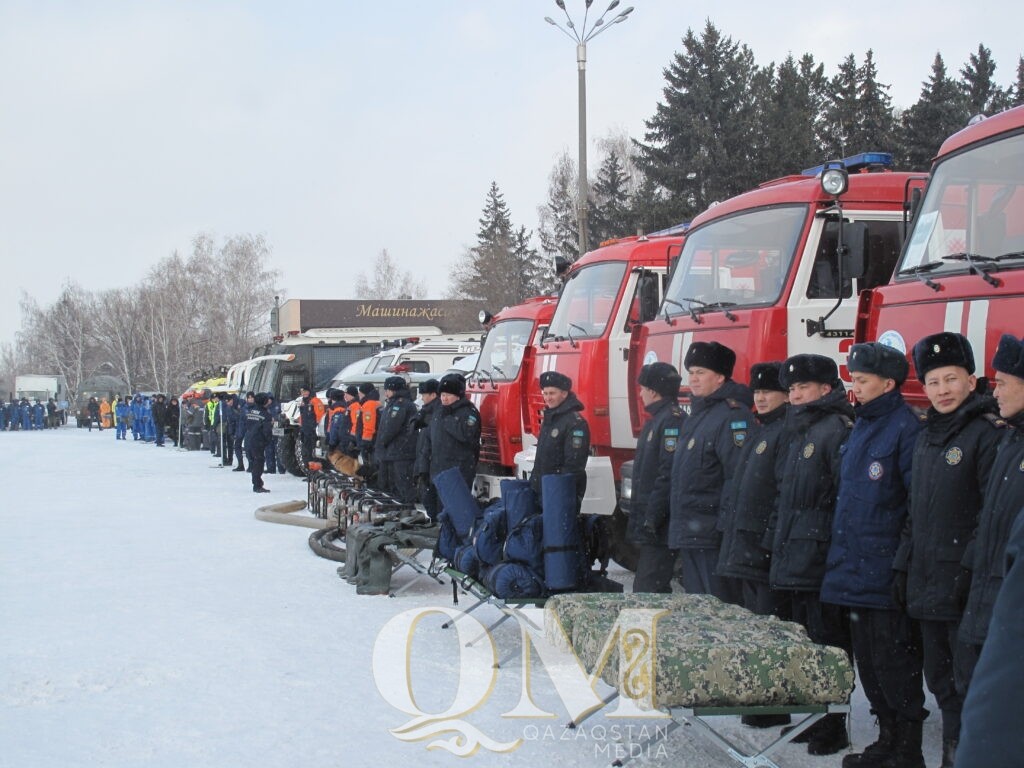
[309,527,347,563]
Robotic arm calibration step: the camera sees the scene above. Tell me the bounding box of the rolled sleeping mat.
[500,478,537,530]
[482,562,545,599]
[541,473,583,591]
[433,466,478,538]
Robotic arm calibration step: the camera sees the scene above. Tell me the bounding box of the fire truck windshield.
[663,205,805,315]
[899,131,1024,277]
[477,319,533,382]
[546,261,627,341]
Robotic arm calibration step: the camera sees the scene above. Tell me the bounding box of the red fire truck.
[855,106,1024,406]
[640,153,926,396]
[513,231,685,566]
[465,295,557,501]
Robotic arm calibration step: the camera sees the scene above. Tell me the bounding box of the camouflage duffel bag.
[544,592,854,710]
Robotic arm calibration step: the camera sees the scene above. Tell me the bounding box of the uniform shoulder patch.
[982,413,1008,429]
[571,428,585,437]
[730,420,748,430]
[664,427,680,436]
[839,415,854,429]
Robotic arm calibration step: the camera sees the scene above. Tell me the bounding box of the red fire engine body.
[856,106,1024,406]
[465,295,557,500]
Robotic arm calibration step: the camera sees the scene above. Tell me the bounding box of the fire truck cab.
[641,153,925,397]
[466,296,557,501]
[856,106,1024,406]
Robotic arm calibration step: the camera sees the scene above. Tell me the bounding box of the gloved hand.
[953,567,972,612]
[891,570,908,610]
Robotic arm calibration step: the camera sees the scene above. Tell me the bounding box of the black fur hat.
[638,362,682,399]
[848,342,910,386]
[779,354,838,388]
[539,371,573,391]
[345,385,359,398]
[749,361,786,392]
[439,373,466,397]
[684,341,736,378]
[992,334,1024,379]
[358,382,375,396]
[419,378,440,395]
[255,392,271,407]
[383,375,407,392]
[912,332,975,382]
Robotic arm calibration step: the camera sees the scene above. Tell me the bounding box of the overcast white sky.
[1,1,1022,344]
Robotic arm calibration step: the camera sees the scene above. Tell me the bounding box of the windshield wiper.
[474,368,495,387]
[566,323,587,349]
[942,252,1002,287]
[897,261,944,292]
[491,364,506,380]
[663,297,698,325]
[992,250,1024,262]
[678,297,738,322]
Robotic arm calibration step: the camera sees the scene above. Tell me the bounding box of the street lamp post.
[545,0,633,259]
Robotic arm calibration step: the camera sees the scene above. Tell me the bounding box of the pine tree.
[854,50,897,153]
[590,150,633,244]
[960,44,1005,115]
[898,53,968,170]
[1013,56,1024,107]
[636,21,760,220]
[537,151,580,264]
[454,183,548,307]
[821,54,860,158]
[756,54,828,179]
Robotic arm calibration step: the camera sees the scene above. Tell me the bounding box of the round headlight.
[821,168,848,197]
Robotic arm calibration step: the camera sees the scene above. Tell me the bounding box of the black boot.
[886,719,924,768]
[807,713,849,756]
[940,739,957,768]
[841,716,897,767]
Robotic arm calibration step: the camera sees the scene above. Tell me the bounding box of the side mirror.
[908,187,923,222]
[843,221,869,280]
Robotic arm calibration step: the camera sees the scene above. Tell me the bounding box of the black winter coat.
[894,394,1004,621]
[529,392,590,502]
[959,411,1024,646]
[243,405,273,452]
[413,398,439,477]
[166,401,180,435]
[151,400,167,428]
[426,397,481,486]
[626,397,686,547]
[821,389,923,609]
[717,403,789,582]
[667,379,754,550]
[376,393,418,462]
[768,387,854,591]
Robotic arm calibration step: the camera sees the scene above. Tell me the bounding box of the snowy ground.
[0,424,944,768]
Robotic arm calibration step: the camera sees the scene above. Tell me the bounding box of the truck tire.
[277,431,306,477]
[605,508,639,572]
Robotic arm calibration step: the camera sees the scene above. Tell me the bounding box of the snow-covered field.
[0,425,943,768]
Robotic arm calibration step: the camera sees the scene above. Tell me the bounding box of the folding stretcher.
[544,592,855,768]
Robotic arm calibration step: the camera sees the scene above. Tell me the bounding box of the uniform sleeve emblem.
[687,437,696,450]
[467,414,478,425]
[802,443,815,459]
[550,428,559,438]
[732,431,746,447]
[646,431,654,442]
[755,440,768,455]
[945,447,963,466]
[868,461,884,480]
[664,437,677,452]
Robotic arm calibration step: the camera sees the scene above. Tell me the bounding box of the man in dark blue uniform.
[626,362,684,593]
[529,371,590,509]
[821,342,926,768]
[413,379,441,519]
[424,373,481,492]
[768,353,854,756]
[668,341,752,602]
[245,393,274,493]
[894,332,1004,768]
[958,334,1024,688]
[375,376,418,503]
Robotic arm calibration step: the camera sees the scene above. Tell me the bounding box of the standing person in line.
[667,341,752,603]
[422,373,481,498]
[115,397,131,440]
[356,382,380,478]
[87,396,101,432]
[297,385,325,466]
[166,396,180,447]
[262,393,283,473]
[893,333,1003,768]
[626,362,684,594]
[820,342,926,768]
[957,334,1024,688]
[413,379,441,519]
[767,353,855,756]
[375,376,418,502]
[220,393,239,467]
[529,371,590,509]
[151,394,168,447]
[245,393,273,493]
[232,393,253,471]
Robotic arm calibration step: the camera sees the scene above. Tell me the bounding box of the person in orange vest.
[297,385,326,464]
[356,382,380,475]
[99,398,113,429]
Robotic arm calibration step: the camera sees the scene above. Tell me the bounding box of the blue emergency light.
[801,152,893,176]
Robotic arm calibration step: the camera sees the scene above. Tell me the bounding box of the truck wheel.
[277,431,306,477]
[605,508,638,572]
